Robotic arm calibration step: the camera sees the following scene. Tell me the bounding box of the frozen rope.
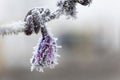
[0,0,92,72]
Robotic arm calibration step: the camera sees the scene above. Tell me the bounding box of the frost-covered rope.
[0,0,92,72]
[0,21,26,36]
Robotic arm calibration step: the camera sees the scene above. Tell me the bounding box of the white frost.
[0,21,26,36]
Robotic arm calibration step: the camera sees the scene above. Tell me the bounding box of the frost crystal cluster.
[0,0,92,72]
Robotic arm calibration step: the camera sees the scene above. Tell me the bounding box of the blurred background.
[0,0,120,80]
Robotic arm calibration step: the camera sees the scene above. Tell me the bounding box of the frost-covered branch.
[0,0,92,72]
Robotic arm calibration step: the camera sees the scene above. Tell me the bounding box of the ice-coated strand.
[31,26,61,72]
